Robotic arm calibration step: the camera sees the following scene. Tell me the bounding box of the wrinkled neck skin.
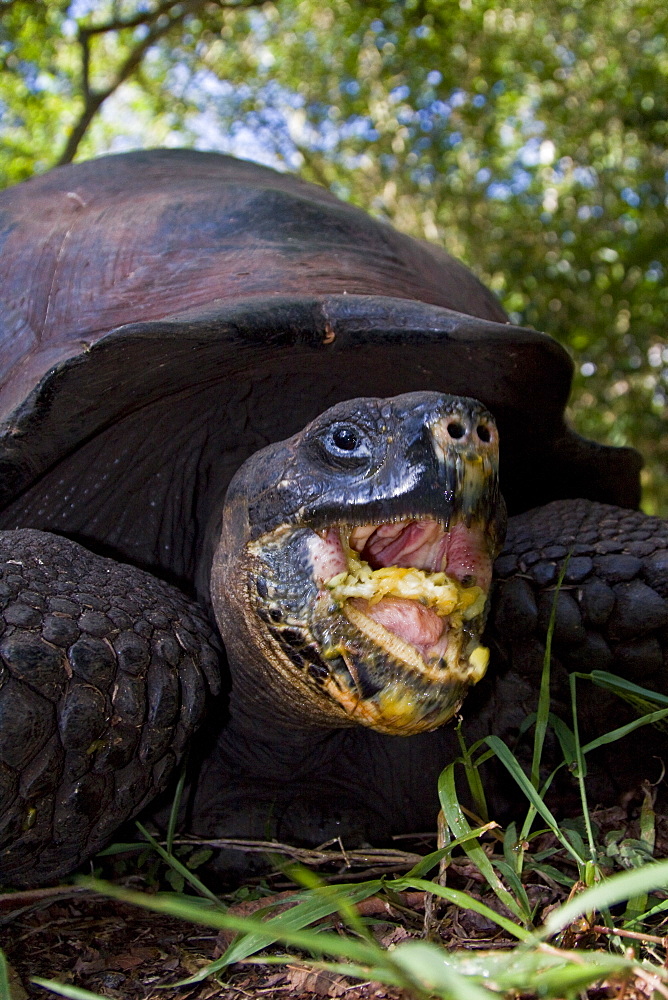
[209,391,505,741]
[211,489,350,731]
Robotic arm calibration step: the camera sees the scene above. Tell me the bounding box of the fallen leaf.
[375,925,412,949]
[287,964,354,996]
[106,946,160,971]
[73,956,107,974]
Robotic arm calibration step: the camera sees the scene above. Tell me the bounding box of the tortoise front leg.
[484,498,668,798]
[0,529,221,888]
[492,499,668,682]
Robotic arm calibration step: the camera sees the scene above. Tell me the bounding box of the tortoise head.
[211,391,505,734]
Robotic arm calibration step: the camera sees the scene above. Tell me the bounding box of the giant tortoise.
[0,149,667,887]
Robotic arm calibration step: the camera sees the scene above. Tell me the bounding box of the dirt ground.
[2,811,666,1000]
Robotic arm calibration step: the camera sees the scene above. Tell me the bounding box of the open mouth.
[310,517,492,684]
[244,511,496,735]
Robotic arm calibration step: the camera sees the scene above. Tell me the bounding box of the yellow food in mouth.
[324,542,491,686]
[326,554,487,621]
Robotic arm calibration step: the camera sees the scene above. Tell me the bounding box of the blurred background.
[2,0,666,511]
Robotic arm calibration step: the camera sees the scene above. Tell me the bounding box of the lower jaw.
[322,668,470,735]
[319,600,488,736]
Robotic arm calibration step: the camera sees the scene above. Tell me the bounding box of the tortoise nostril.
[447,421,465,439]
[476,424,491,443]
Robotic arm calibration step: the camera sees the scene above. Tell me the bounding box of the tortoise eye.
[332,426,359,451]
[313,422,373,471]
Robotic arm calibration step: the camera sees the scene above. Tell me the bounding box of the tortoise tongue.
[349,596,448,661]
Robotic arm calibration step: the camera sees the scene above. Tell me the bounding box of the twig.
[0,884,90,911]
[591,924,668,948]
[0,884,92,925]
[81,0,180,36]
[167,836,424,868]
[634,967,668,998]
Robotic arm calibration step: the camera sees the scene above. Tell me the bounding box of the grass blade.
[438,764,530,925]
[165,756,188,856]
[567,673,598,871]
[404,821,501,879]
[390,940,496,1000]
[455,719,488,821]
[390,876,532,941]
[31,982,108,1000]
[623,782,656,926]
[524,861,577,889]
[264,957,407,989]
[168,877,387,987]
[0,950,10,1000]
[590,671,668,706]
[531,553,570,789]
[79,876,383,965]
[625,895,668,925]
[284,865,371,942]
[541,858,668,938]
[581,707,668,753]
[135,822,224,908]
[492,859,532,917]
[483,735,585,869]
[218,880,384,967]
[547,712,576,767]
[528,955,638,995]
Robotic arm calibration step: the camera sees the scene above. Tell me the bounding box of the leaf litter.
[1,808,667,1000]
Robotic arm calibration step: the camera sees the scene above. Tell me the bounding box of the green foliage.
[0,0,73,183]
[63,658,668,997]
[1,0,666,508]
[224,0,668,512]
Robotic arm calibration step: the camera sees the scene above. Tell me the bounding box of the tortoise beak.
[429,406,502,535]
[300,393,505,545]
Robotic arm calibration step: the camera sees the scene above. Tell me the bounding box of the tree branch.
[82,0,179,36]
[82,0,257,35]
[56,0,270,167]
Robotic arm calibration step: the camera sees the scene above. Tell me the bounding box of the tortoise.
[0,149,667,888]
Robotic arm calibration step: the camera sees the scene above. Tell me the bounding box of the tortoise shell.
[0,149,641,590]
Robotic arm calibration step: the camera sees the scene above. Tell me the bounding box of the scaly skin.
[493,499,668,680]
[487,498,668,806]
[0,530,220,887]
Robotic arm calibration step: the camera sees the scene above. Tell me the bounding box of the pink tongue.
[350,596,448,660]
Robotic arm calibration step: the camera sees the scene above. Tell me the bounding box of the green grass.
[7,566,668,1000]
[23,855,668,1000]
